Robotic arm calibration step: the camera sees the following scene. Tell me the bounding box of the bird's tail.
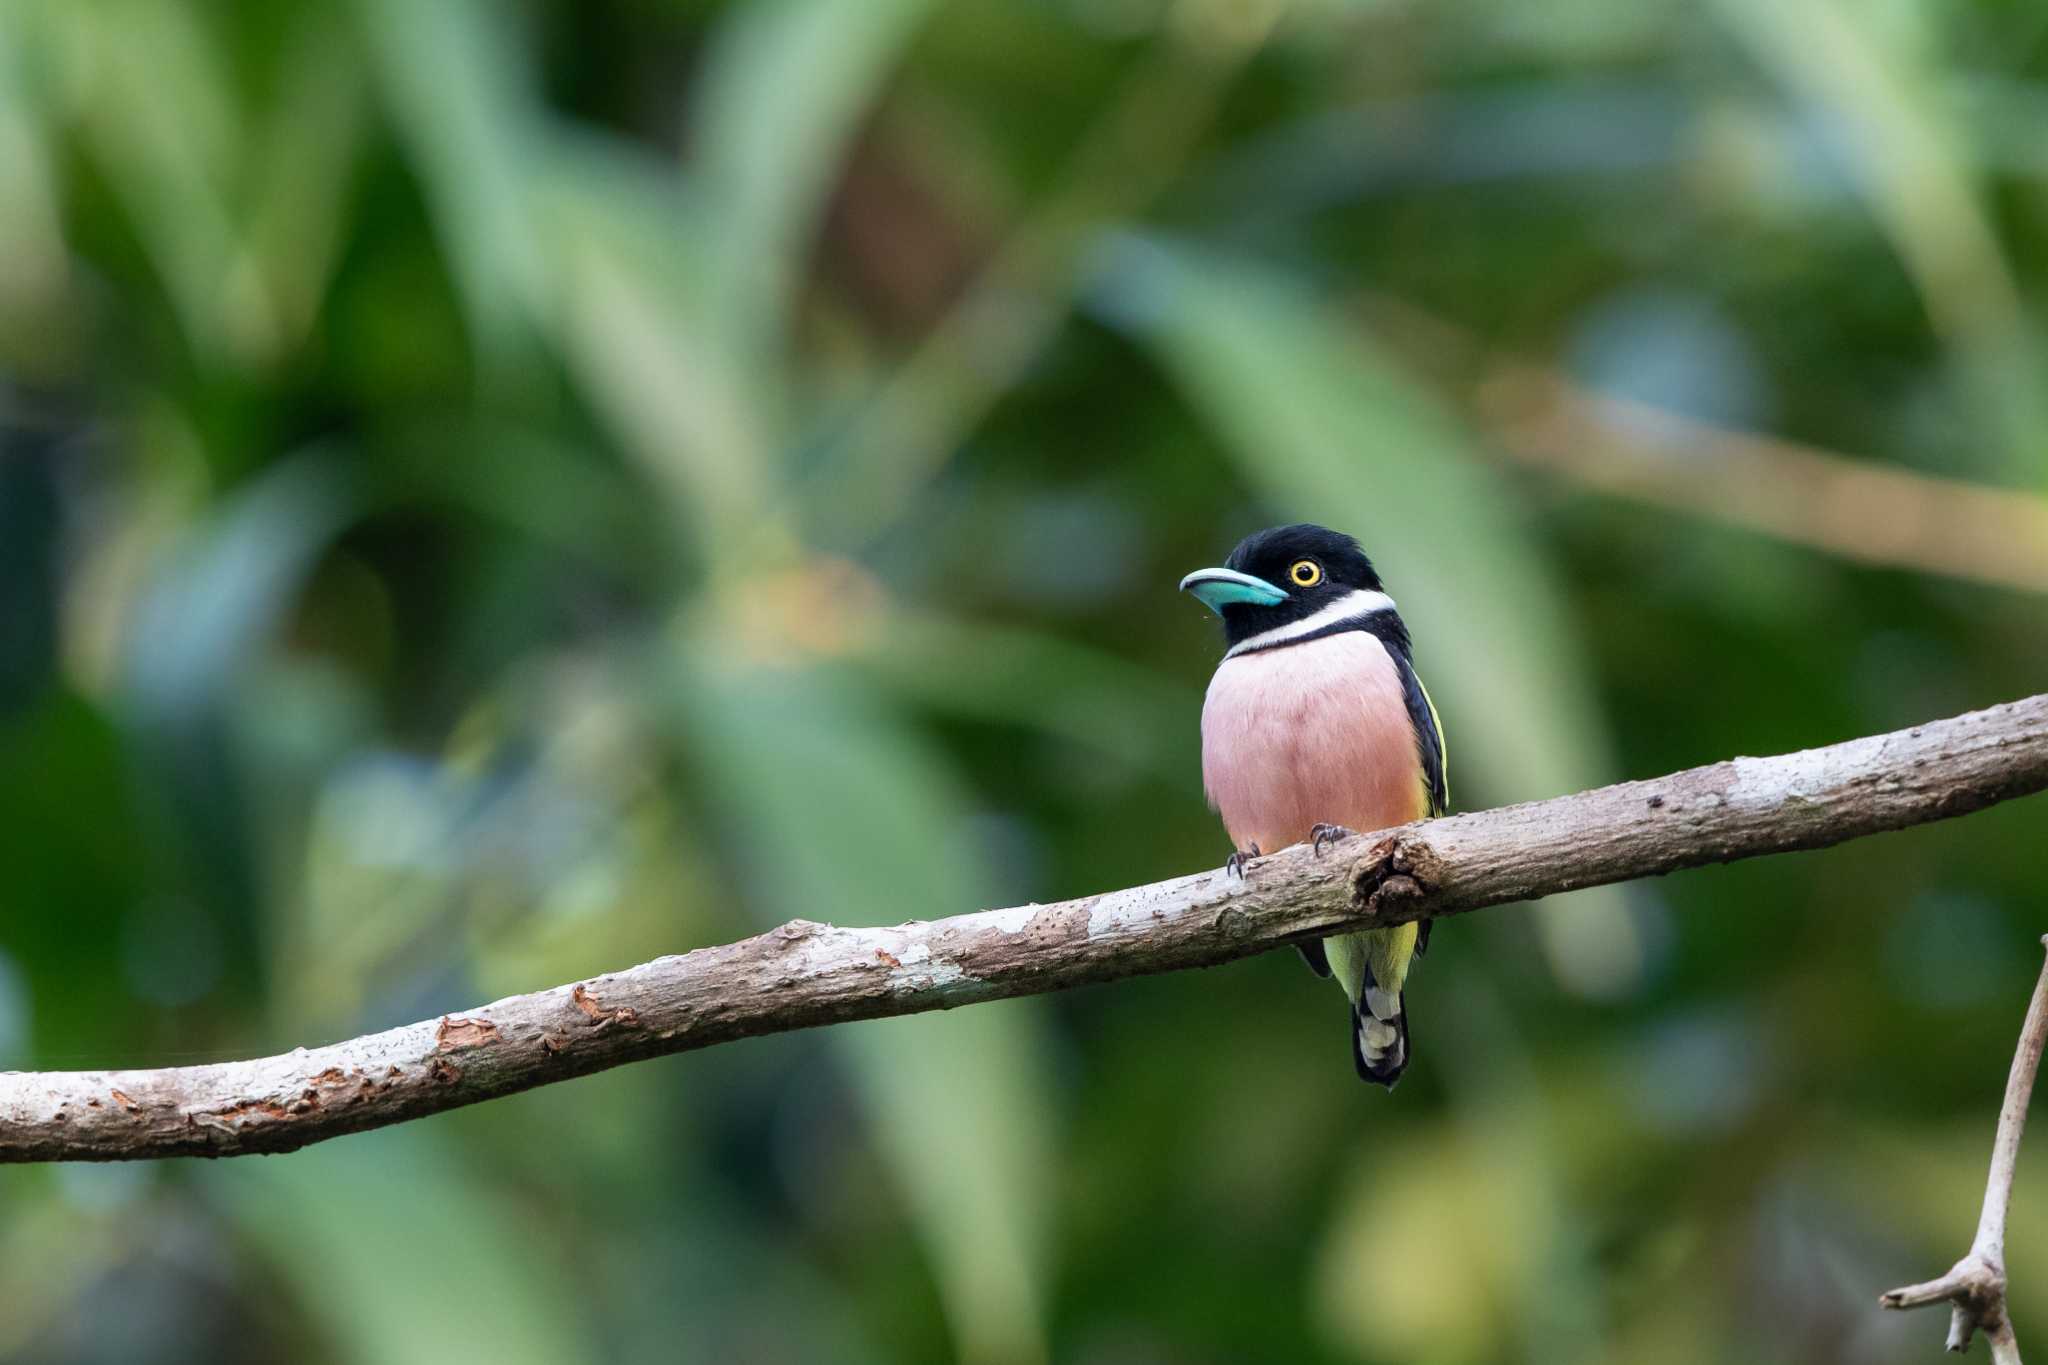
[1326,924,1418,1087]
[1351,987,1409,1088]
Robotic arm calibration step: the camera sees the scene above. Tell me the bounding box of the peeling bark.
[4,694,2046,1164]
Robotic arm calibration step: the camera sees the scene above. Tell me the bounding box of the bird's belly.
[1200,632,1426,855]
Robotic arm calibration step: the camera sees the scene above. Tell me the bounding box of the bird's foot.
[1311,823,1356,856]
[1226,843,1262,879]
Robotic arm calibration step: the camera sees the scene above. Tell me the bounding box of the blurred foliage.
[2,0,2047,1361]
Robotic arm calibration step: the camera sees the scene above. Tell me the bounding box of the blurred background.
[2,0,2046,1361]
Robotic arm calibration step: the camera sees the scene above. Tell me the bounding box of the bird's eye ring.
[1289,559,1323,587]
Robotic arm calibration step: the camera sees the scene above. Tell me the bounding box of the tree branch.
[1477,363,2048,599]
[1343,290,2048,599]
[1881,937,2048,1362]
[4,694,2047,1164]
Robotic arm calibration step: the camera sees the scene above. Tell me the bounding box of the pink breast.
[1201,632,1426,855]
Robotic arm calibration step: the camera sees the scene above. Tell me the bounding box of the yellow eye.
[1289,559,1323,588]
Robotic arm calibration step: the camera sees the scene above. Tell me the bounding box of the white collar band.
[1223,589,1397,659]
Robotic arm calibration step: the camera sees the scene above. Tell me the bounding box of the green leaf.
[0,13,69,349]
[1709,0,2048,480]
[244,10,372,354]
[66,0,275,366]
[527,135,779,554]
[694,0,938,360]
[352,0,549,378]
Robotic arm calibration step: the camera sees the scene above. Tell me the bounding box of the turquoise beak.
[1180,566,1290,615]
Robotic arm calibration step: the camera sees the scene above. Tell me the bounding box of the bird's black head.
[1180,523,1389,651]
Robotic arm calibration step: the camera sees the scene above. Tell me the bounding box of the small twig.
[1881,938,2048,1362]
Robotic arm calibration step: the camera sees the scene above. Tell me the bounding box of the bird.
[1180,523,1448,1087]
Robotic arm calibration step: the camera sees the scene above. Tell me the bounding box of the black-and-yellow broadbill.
[1180,524,1448,1087]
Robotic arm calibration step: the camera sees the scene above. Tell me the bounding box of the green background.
[2,1,2045,1361]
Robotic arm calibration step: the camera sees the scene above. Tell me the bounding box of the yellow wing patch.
[1417,672,1449,818]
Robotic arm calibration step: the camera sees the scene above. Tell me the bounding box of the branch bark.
[1880,938,2048,1363]
[4,693,2047,1164]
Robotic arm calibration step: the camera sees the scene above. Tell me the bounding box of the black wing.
[1356,612,1449,820]
[1381,633,1448,957]
[1396,652,1449,820]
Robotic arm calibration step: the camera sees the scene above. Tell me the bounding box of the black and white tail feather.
[1352,970,1409,1087]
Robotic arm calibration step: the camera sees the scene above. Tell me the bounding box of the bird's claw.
[1226,843,1261,879]
[1311,823,1355,857]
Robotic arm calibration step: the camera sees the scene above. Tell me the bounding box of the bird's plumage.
[1200,632,1423,858]
[1182,524,1448,1086]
